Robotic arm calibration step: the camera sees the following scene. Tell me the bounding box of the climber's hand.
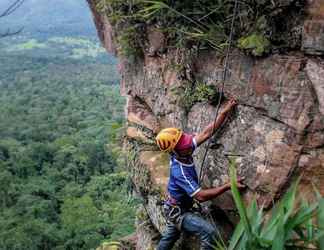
[223,97,237,113]
[236,177,246,190]
[225,177,246,190]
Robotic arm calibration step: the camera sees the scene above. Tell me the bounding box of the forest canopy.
[0,36,137,250]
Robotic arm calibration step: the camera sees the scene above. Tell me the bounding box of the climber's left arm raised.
[194,98,237,147]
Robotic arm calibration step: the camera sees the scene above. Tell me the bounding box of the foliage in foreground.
[217,160,324,250]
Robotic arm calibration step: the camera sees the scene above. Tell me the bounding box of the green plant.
[238,33,270,56]
[96,0,147,58]
[117,26,144,58]
[194,83,219,103]
[176,82,219,111]
[137,0,230,51]
[96,0,305,58]
[99,241,124,250]
[96,0,231,55]
[217,159,324,250]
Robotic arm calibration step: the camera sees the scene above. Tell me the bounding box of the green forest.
[0,36,137,250]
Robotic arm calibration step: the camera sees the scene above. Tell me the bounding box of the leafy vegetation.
[173,82,220,111]
[215,160,324,250]
[3,36,111,62]
[0,37,138,250]
[238,34,270,56]
[96,0,305,57]
[10,39,47,50]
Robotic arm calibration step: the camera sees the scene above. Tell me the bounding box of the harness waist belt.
[166,195,179,206]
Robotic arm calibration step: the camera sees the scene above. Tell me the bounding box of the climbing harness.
[162,200,183,230]
[198,0,240,185]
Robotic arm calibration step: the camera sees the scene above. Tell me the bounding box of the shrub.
[238,33,270,56]
[96,0,305,58]
[173,82,220,111]
[216,160,324,250]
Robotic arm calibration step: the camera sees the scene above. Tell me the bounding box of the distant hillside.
[0,0,96,37]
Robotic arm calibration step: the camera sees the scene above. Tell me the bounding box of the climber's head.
[156,128,182,153]
[156,128,194,154]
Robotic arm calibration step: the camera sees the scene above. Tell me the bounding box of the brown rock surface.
[87,0,117,55]
[306,0,324,19]
[306,59,324,115]
[298,149,324,201]
[302,20,324,55]
[139,151,169,192]
[127,97,160,133]
[126,127,152,144]
[302,0,324,54]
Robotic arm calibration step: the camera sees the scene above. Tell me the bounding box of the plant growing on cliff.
[96,0,305,58]
[220,160,324,250]
[96,0,147,58]
[174,82,220,111]
[237,33,270,56]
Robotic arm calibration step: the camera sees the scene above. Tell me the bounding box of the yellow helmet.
[156,128,183,152]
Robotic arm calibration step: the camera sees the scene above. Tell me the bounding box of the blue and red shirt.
[167,136,201,209]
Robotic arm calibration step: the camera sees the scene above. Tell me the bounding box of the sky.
[0,0,97,37]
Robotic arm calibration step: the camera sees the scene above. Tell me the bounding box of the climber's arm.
[194,111,228,147]
[193,178,245,203]
[194,98,237,147]
[193,184,231,202]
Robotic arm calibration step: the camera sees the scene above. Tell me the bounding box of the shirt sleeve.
[175,166,201,197]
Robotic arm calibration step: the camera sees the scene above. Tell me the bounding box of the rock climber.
[156,97,245,250]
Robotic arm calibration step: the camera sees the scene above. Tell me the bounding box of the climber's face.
[174,133,195,157]
[175,147,194,157]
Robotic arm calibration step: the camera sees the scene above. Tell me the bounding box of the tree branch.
[0,0,25,18]
[0,27,24,38]
[0,0,25,38]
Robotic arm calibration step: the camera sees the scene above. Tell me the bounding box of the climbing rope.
[195,0,240,236]
[199,0,240,184]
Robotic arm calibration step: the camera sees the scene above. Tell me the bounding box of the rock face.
[88,0,324,249]
[302,0,324,54]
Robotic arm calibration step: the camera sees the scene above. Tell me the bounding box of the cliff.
[88,0,324,249]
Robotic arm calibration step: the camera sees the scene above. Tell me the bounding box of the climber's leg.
[181,212,218,250]
[157,222,181,250]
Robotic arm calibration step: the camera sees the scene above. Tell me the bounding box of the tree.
[0,0,25,38]
[0,44,134,249]
[61,195,104,249]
